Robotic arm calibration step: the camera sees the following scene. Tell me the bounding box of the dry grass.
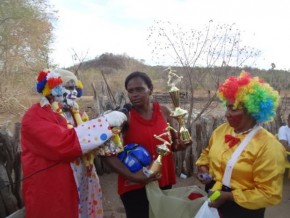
[2,68,290,126]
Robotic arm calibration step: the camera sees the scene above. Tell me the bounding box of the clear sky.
[49,0,290,71]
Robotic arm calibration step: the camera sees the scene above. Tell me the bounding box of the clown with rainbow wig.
[217,71,280,123]
[21,69,127,218]
[196,71,286,218]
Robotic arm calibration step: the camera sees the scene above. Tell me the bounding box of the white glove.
[103,111,127,127]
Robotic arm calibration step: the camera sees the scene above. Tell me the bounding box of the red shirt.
[118,102,176,195]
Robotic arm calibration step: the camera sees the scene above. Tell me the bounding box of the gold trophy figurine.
[148,123,176,174]
[166,67,192,144]
[103,110,125,153]
[111,127,123,150]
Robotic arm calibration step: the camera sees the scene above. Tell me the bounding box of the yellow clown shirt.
[196,123,286,209]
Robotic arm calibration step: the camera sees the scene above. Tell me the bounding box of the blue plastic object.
[118,143,152,173]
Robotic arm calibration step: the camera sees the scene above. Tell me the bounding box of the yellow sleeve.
[195,127,225,192]
[232,137,286,209]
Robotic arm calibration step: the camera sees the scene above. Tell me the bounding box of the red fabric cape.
[21,104,82,218]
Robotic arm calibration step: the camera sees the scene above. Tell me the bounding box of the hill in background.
[67,53,290,96]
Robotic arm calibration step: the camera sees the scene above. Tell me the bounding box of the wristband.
[143,167,153,178]
[209,190,221,201]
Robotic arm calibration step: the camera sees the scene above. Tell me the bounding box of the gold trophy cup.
[166,67,192,144]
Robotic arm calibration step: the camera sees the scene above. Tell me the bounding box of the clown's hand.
[103,111,127,127]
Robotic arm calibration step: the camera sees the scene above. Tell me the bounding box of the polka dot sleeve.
[74,116,113,154]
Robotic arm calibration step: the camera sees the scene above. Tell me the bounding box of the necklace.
[233,124,259,136]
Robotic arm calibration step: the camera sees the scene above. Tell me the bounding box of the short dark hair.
[125,71,153,91]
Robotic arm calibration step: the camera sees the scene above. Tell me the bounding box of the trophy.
[166,67,192,144]
[103,110,125,152]
[111,127,123,149]
[147,123,175,174]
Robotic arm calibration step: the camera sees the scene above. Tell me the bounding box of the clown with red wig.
[196,71,286,218]
[21,69,127,218]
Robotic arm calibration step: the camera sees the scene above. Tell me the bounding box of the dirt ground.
[100,172,290,218]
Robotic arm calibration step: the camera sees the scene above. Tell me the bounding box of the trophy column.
[146,123,175,175]
[167,68,192,144]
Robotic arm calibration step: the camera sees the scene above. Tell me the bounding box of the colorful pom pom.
[42,83,52,96]
[36,70,63,96]
[36,79,47,93]
[77,80,83,89]
[76,80,83,97]
[47,77,62,89]
[37,70,48,82]
[76,88,83,98]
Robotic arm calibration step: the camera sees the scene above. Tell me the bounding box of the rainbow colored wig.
[36,69,63,96]
[36,69,84,97]
[217,71,280,123]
